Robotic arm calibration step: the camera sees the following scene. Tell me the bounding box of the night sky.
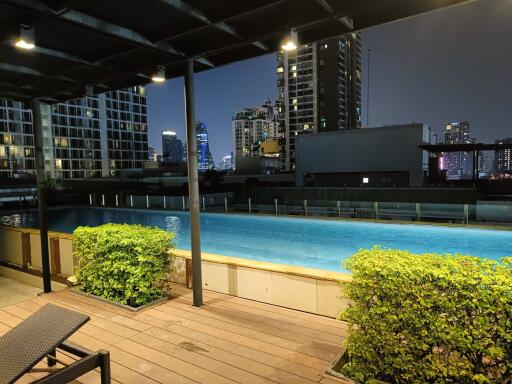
[147,0,512,164]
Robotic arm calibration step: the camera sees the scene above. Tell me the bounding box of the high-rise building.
[219,155,233,171]
[0,99,35,178]
[196,121,215,171]
[442,121,474,178]
[162,130,184,162]
[277,32,362,172]
[232,99,279,160]
[0,86,148,179]
[495,138,512,173]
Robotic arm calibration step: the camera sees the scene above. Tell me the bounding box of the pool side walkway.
[0,283,349,384]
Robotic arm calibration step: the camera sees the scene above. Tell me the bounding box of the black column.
[32,100,51,293]
[184,59,203,307]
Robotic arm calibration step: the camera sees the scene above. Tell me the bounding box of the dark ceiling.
[0,0,470,103]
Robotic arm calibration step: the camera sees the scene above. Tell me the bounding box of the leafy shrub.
[73,224,174,307]
[340,247,512,384]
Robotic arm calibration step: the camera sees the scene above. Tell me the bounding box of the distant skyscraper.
[442,121,474,178]
[148,147,159,161]
[196,122,215,171]
[162,130,184,162]
[0,86,148,179]
[277,32,362,171]
[495,138,512,173]
[219,155,233,171]
[232,99,279,160]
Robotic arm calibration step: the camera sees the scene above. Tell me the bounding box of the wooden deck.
[0,283,349,384]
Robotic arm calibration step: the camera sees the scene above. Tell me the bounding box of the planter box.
[326,351,389,384]
[68,287,169,312]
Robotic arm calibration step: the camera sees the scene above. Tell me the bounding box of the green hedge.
[340,247,512,384]
[73,224,174,307]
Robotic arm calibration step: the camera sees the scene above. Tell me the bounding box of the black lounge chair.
[0,303,110,383]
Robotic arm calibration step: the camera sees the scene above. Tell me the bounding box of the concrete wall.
[0,226,348,318]
[171,250,349,318]
[295,123,430,187]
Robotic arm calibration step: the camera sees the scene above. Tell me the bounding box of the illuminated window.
[293,105,298,111]
[303,124,309,129]
[291,65,296,71]
[362,177,369,184]
[292,99,297,104]
[276,67,284,73]
[55,159,62,170]
[292,72,297,78]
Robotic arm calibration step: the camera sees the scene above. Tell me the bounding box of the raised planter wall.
[0,225,348,317]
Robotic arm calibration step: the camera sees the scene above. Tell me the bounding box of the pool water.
[1,207,511,272]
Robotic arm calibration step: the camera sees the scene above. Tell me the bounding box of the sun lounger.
[0,303,110,383]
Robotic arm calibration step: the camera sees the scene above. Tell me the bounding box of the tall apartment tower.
[442,121,474,178]
[0,86,148,179]
[495,137,512,173]
[232,99,279,159]
[162,130,184,162]
[277,32,362,172]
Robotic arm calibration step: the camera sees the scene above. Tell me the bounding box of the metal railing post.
[202,196,206,211]
[115,194,119,207]
[374,201,378,219]
[304,200,308,216]
[89,194,92,206]
[101,194,105,206]
[248,198,252,213]
[416,202,421,221]
[337,201,341,217]
[275,198,278,215]
[464,204,469,224]
[224,197,228,213]
[130,194,133,208]
[146,195,149,208]
[182,196,186,210]
[163,195,166,209]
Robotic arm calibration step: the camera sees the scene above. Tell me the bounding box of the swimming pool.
[1,207,511,272]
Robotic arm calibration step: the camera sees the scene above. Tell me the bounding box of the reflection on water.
[0,213,26,227]
[165,215,183,235]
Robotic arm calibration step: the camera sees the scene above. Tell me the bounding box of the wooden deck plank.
[152,304,336,362]
[170,283,347,330]
[0,285,346,384]
[169,293,343,347]
[171,284,347,336]
[141,326,318,384]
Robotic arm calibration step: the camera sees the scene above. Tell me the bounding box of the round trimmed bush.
[73,223,174,307]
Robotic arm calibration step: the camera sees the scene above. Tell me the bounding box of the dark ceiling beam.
[0,62,77,83]
[58,9,186,58]
[4,0,186,58]
[314,0,335,14]
[160,0,269,51]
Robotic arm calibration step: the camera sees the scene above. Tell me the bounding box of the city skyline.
[146,0,512,164]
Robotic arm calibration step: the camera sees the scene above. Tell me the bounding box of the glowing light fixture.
[151,65,166,83]
[15,25,35,50]
[281,29,298,51]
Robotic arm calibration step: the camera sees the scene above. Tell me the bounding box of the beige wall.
[1,226,348,318]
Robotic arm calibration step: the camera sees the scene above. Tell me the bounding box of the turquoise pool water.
[1,207,511,272]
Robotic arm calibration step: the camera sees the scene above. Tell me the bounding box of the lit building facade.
[0,99,35,178]
[0,86,148,179]
[162,130,184,162]
[196,121,215,171]
[442,121,474,178]
[277,32,362,172]
[495,137,512,173]
[232,99,279,160]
